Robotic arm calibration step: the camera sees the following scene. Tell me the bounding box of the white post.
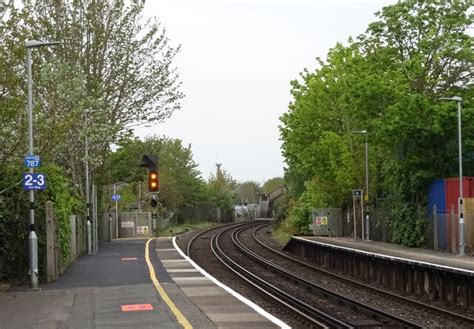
[457,99,465,256]
[26,46,38,290]
[440,96,464,256]
[114,184,119,238]
[361,190,364,240]
[25,40,60,289]
[86,220,92,255]
[85,111,92,255]
[352,194,357,240]
[365,137,369,241]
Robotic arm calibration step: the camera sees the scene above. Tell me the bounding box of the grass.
[271,217,301,247]
[272,225,294,247]
[158,220,219,237]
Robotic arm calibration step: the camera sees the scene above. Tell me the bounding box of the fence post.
[92,184,98,254]
[70,215,76,261]
[433,205,438,251]
[108,212,113,241]
[45,201,55,283]
[451,204,456,254]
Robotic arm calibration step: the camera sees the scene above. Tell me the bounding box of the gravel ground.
[176,223,317,328]
[176,221,474,328]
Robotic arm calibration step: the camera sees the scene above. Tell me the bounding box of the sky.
[136,0,397,184]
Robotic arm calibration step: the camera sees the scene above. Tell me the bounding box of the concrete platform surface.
[0,237,286,328]
[160,237,283,329]
[298,236,474,273]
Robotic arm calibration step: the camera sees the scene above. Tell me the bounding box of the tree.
[262,177,284,194]
[0,0,183,197]
[234,181,260,204]
[279,0,473,245]
[99,136,206,215]
[207,163,236,211]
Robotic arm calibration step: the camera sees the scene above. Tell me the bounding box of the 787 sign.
[24,155,41,168]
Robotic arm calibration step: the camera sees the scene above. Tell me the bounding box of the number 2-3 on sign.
[22,173,47,191]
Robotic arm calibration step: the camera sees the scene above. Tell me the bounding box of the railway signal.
[148,170,159,192]
[140,154,159,193]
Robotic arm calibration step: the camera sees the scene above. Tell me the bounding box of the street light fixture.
[440,96,464,256]
[353,130,369,241]
[25,39,60,290]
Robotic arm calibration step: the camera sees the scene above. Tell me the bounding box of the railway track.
[186,221,427,327]
[231,221,423,328]
[248,221,474,328]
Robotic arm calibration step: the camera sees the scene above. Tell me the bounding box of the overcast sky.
[136,0,397,184]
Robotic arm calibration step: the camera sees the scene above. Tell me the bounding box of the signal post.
[140,155,160,234]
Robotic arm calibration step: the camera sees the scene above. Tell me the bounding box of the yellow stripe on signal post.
[145,239,193,329]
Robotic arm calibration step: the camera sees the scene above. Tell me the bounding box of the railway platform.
[297,236,474,272]
[284,236,474,307]
[0,237,285,329]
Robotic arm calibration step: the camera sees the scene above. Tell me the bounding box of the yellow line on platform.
[145,239,193,329]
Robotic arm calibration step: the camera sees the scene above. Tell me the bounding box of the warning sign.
[137,226,149,235]
[314,216,328,225]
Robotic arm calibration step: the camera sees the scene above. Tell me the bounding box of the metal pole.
[361,190,364,240]
[352,196,357,240]
[440,96,464,256]
[27,47,38,290]
[365,137,370,241]
[92,184,98,254]
[85,111,92,255]
[458,100,465,256]
[108,209,113,242]
[138,181,141,211]
[86,220,92,255]
[114,184,119,238]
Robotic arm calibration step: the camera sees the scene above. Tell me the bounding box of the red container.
[444,177,474,253]
[445,177,474,214]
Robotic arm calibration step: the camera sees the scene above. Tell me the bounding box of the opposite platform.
[295,236,474,274]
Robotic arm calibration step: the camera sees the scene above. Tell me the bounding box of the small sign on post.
[112,194,121,202]
[23,173,46,191]
[352,189,364,240]
[24,155,41,168]
[353,189,362,197]
[314,216,328,225]
[137,226,149,235]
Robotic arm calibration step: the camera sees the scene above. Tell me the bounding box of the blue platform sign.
[112,194,121,202]
[23,173,46,191]
[24,155,41,168]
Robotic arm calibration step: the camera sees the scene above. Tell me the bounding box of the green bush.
[390,202,425,247]
[0,164,82,281]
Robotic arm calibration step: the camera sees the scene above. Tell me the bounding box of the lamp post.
[84,110,92,255]
[440,96,464,256]
[353,130,369,241]
[25,40,60,289]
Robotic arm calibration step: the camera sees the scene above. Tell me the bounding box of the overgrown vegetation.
[0,0,182,281]
[279,0,473,246]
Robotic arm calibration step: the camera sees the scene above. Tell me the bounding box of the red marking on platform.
[121,304,154,312]
[121,257,138,261]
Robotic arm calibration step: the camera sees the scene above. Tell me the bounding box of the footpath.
[0,239,214,329]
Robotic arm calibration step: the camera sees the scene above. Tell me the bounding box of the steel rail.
[252,223,474,327]
[233,222,423,328]
[186,221,239,257]
[211,221,346,328]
